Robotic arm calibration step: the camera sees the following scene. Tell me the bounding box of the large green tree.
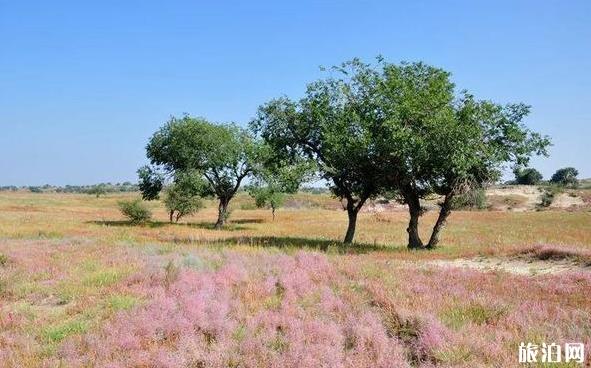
[141,116,258,228]
[361,59,550,248]
[251,73,383,243]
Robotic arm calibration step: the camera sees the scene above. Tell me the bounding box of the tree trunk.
[344,208,358,244]
[169,210,174,223]
[215,199,229,229]
[406,193,423,249]
[427,194,453,249]
[272,206,275,221]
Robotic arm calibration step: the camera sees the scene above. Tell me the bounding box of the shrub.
[538,186,563,208]
[118,199,152,223]
[450,188,487,210]
[0,253,8,266]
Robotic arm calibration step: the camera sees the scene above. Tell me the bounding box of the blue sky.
[1,0,589,185]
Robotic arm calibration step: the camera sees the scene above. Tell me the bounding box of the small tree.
[513,168,543,185]
[87,184,108,197]
[118,199,152,224]
[247,156,312,220]
[248,186,285,220]
[550,167,579,187]
[163,172,206,222]
[142,116,259,228]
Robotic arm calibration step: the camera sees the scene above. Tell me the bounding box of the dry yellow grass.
[1,191,589,258]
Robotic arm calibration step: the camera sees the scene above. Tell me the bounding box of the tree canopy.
[514,167,543,185]
[550,167,579,187]
[251,71,385,243]
[141,116,259,228]
[253,58,550,247]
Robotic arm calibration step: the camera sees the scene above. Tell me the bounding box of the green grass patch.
[441,302,507,330]
[82,268,123,287]
[107,294,139,311]
[42,319,88,343]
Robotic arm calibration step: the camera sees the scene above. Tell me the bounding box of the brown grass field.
[1,191,590,367]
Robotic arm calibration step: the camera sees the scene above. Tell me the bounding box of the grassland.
[1,191,590,367]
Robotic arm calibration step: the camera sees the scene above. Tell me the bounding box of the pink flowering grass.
[2,237,591,367]
[59,251,410,368]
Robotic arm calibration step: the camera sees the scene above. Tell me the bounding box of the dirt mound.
[486,185,541,211]
[549,192,585,209]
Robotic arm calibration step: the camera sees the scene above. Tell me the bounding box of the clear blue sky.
[1,0,589,186]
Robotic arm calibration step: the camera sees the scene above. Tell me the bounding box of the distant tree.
[513,168,543,185]
[28,186,42,193]
[163,171,207,223]
[86,184,108,197]
[252,79,383,243]
[142,116,259,228]
[550,167,579,187]
[118,199,152,224]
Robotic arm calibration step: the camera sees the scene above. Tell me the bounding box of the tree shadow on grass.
[170,235,406,255]
[231,218,265,224]
[88,220,250,231]
[89,220,168,228]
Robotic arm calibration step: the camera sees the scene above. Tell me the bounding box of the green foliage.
[118,199,152,224]
[550,167,579,187]
[251,61,386,242]
[538,185,564,208]
[143,116,259,227]
[138,165,164,200]
[513,167,543,185]
[450,188,488,210]
[163,171,206,222]
[0,253,8,266]
[248,154,313,219]
[252,57,550,246]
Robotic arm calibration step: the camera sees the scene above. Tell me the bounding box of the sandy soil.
[430,256,589,276]
[549,192,585,208]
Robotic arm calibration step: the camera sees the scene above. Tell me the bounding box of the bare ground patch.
[429,245,591,275]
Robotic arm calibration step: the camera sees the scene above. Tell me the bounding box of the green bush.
[118,199,152,223]
[0,253,8,266]
[538,186,563,208]
[450,188,488,210]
